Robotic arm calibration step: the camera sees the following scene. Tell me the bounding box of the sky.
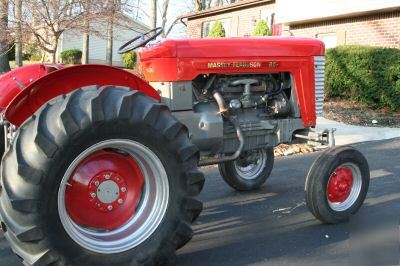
[134,0,194,38]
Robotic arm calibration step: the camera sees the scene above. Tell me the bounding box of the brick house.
[182,0,400,49]
[185,0,276,38]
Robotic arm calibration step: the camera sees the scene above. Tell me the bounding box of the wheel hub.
[234,149,267,180]
[88,172,128,212]
[65,150,144,231]
[327,166,353,203]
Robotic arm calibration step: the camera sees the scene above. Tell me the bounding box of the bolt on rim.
[234,149,267,180]
[326,162,362,212]
[58,139,169,254]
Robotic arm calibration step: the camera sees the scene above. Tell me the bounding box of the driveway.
[1,138,399,265]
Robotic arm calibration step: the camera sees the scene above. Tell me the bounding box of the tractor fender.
[4,64,160,126]
[0,64,63,111]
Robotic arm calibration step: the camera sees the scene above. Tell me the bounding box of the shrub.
[208,21,225,38]
[252,20,271,36]
[122,50,137,69]
[325,45,400,110]
[61,49,82,64]
[25,42,43,61]
[30,53,43,62]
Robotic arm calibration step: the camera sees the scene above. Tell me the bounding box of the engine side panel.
[150,81,193,111]
[4,64,160,126]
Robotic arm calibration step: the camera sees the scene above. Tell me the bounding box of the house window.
[317,33,337,48]
[202,18,231,38]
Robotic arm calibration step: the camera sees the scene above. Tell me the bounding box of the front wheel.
[305,146,370,224]
[0,86,205,265]
[219,148,274,191]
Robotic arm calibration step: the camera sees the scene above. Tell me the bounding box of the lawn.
[9,60,40,69]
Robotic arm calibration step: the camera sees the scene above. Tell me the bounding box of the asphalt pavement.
[1,138,400,266]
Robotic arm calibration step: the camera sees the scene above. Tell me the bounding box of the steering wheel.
[118,27,164,54]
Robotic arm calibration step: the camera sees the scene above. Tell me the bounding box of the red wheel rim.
[58,139,170,254]
[326,166,353,203]
[65,150,144,231]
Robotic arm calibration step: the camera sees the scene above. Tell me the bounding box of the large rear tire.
[218,148,274,191]
[305,146,369,224]
[0,86,204,265]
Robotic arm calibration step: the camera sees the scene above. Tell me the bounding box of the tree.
[0,0,10,73]
[155,0,188,38]
[208,20,225,37]
[20,0,85,63]
[193,0,205,11]
[14,0,22,67]
[252,20,271,36]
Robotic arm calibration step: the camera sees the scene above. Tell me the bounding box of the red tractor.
[0,28,369,265]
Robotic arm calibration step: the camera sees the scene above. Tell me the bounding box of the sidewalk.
[316,117,400,146]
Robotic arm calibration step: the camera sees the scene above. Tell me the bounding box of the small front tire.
[305,146,370,224]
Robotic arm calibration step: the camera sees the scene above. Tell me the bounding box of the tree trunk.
[15,0,22,67]
[81,0,90,64]
[161,0,169,37]
[194,1,200,11]
[0,0,10,73]
[82,32,89,64]
[201,0,206,9]
[106,19,113,65]
[150,0,157,28]
[51,41,58,63]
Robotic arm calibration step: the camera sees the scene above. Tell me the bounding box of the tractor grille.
[314,56,325,117]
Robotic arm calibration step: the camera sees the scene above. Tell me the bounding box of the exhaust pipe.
[198,91,244,166]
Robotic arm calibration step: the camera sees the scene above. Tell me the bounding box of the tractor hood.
[139,37,325,60]
[139,37,325,82]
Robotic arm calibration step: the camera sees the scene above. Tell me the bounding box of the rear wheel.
[305,146,369,224]
[0,86,204,265]
[218,148,274,191]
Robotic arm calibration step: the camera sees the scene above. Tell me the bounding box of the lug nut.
[121,187,127,193]
[118,199,124,204]
[90,193,96,198]
[105,174,110,180]
[107,205,113,211]
[94,181,100,186]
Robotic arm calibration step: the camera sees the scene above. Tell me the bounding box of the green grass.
[10,60,40,69]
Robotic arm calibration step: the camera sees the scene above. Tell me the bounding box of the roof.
[275,0,400,25]
[180,0,274,20]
